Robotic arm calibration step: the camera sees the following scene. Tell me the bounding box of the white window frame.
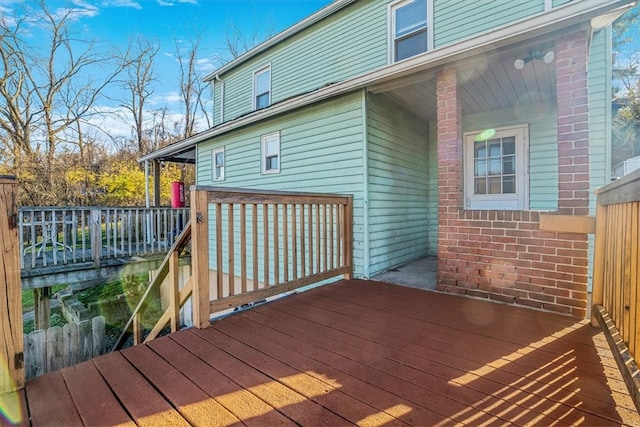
[463,124,529,210]
[212,147,225,181]
[252,65,271,110]
[261,131,280,174]
[388,0,433,64]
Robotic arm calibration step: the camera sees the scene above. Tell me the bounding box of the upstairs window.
[253,65,271,110]
[213,148,225,181]
[464,125,529,210]
[391,0,428,62]
[261,131,280,174]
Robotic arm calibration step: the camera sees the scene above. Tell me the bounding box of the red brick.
[490,294,516,304]
[556,296,586,308]
[466,289,489,299]
[516,298,543,309]
[542,302,572,315]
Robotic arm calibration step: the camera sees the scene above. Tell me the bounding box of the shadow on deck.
[13,279,640,426]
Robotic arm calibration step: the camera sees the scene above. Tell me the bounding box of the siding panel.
[218,1,387,123]
[197,91,366,277]
[366,93,431,276]
[434,0,545,48]
[587,27,612,293]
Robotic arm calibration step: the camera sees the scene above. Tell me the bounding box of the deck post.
[90,208,102,268]
[34,286,51,330]
[0,176,25,394]
[343,196,354,280]
[591,196,607,327]
[190,188,211,328]
[153,160,161,207]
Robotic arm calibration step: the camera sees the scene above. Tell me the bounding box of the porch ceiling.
[373,47,557,122]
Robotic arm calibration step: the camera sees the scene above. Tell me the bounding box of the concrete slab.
[371,256,437,290]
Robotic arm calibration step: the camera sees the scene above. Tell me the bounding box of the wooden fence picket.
[23,316,106,380]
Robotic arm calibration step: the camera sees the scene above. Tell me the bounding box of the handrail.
[112,221,192,351]
[19,206,189,270]
[190,186,354,328]
[112,186,354,349]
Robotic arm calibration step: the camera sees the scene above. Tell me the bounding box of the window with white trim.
[261,132,280,174]
[390,0,428,62]
[213,148,225,181]
[464,125,529,210]
[253,66,271,110]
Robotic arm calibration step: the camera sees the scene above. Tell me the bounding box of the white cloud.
[196,57,215,74]
[34,1,101,25]
[100,0,143,10]
[156,0,197,6]
[149,91,182,107]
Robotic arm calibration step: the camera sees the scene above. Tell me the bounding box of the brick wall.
[436,210,588,317]
[435,30,590,317]
[556,30,590,216]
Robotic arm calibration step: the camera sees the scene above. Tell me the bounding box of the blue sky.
[0,0,333,141]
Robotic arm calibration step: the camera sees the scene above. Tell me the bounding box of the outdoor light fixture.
[513,49,555,70]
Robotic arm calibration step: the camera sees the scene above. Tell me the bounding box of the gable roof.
[203,0,357,82]
[140,0,633,165]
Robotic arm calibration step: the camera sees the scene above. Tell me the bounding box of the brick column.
[436,68,463,288]
[556,30,590,215]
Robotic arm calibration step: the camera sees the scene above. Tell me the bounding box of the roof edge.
[142,0,634,164]
[203,0,357,82]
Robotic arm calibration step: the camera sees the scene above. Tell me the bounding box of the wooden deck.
[13,279,640,426]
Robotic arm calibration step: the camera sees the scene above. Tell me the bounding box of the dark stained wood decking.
[14,279,640,426]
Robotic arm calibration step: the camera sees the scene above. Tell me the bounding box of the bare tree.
[0,16,36,165]
[222,20,273,61]
[0,1,131,204]
[121,37,159,156]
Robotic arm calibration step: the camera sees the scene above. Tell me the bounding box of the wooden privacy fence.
[19,206,189,269]
[24,316,106,380]
[191,186,354,327]
[592,170,640,361]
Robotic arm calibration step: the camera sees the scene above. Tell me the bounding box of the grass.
[22,284,68,313]
[23,307,67,335]
[21,274,164,350]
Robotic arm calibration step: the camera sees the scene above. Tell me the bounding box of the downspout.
[361,89,370,278]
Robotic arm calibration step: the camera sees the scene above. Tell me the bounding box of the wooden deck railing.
[113,221,193,350]
[114,186,354,348]
[190,186,354,328]
[592,169,640,361]
[19,206,189,269]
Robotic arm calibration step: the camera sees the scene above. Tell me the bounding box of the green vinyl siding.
[588,28,612,210]
[434,0,545,48]
[463,102,558,211]
[216,0,387,125]
[553,0,573,7]
[366,93,431,276]
[198,91,367,277]
[426,123,438,254]
[587,27,612,293]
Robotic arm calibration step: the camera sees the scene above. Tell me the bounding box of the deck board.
[20,279,640,426]
[59,361,135,427]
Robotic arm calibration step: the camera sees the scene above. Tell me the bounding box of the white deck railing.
[19,207,189,269]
